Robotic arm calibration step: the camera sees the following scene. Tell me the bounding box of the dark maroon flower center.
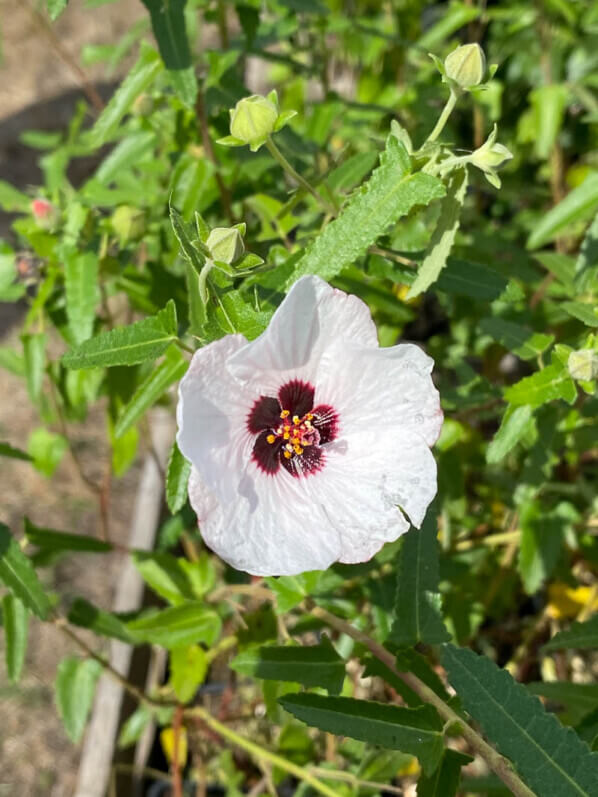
[247,379,338,478]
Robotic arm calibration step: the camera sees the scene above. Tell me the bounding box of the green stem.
[425,90,458,144]
[265,137,336,215]
[309,605,536,797]
[175,339,195,355]
[186,705,339,797]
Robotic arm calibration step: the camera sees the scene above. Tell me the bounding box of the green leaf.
[326,151,379,193]
[0,180,30,212]
[64,251,99,345]
[95,131,156,185]
[132,551,201,605]
[527,682,598,724]
[442,644,598,797]
[55,657,102,743]
[407,168,468,298]
[185,260,207,335]
[47,0,68,20]
[62,302,178,369]
[436,258,508,300]
[24,517,112,554]
[86,46,162,148]
[170,204,205,273]
[486,405,534,464]
[504,362,577,408]
[480,318,555,361]
[170,644,207,703]
[527,173,598,250]
[286,137,445,287]
[126,603,221,648]
[2,594,29,682]
[166,441,191,514]
[28,428,68,477]
[67,598,135,643]
[530,84,568,161]
[266,572,322,614]
[390,509,450,647]
[543,615,598,652]
[0,523,51,619]
[562,301,598,327]
[0,442,32,462]
[417,2,479,49]
[22,333,47,404]
[231,638,345,694]
[417,750,471,797]
[518,500,566,595]
[110,421,139,477]
[141,0,197,107]
[279,694,444,776]
[115,346,187,438]
[575,211,598,291]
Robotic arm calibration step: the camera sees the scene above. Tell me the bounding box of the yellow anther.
[283,450,292,459]
[294,446,303,455]
[305,420,312,429]
[285,444,293,452]
[266,434,275,444]
[293,415,300,425]
[280,409,290,418]
[306,413,313,420]
[283,431,290,440]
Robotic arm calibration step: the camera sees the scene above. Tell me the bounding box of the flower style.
[177,276,442,576]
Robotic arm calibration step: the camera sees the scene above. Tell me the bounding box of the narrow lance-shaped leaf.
[25,517,113,554]
[527,173,598,250]
[114,346,187,438]
[442,644,598,797]
[575,210,598,291]
[55,657,103,743]
[126,603,221,648]
[62,301,178,369]
[279,693,444,776]
[286,136,445,287]
[22,333,47,404]
[2,594,29,682]
[390,508,450,647]
[486,405,534,464]
[67,598,136,644]
[231,638,346,694]
[0,442,32,462]
[64,251,99,345]
[543,615,598,652]
[47,0,68,20]
[0,523,51,620]
[417,750,472,797]
[141,0,198,107]
[166,441,191,514]
[407,167,468,298]
[86,45,162,149]
[170,645,207,703]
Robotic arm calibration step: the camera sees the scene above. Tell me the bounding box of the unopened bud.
[207,225,245,265]
[230,94,278,151]
[445,43,486,90]
[111,206,145,243]
[469,125,513,188]
[568,349,598,382]
[31,198,59,229]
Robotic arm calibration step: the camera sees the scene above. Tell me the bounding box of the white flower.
[177,276,442,576]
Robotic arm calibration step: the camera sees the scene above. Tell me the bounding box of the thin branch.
[308,604,536,797]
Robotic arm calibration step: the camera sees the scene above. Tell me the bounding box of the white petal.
[227,276,378,391]
[314,427,436,563]
[188,464,342,576]
[316,341,443,448]
[177,334,252,500]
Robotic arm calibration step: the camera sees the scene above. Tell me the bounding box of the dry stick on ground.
[307,603,537,797]
[27,2,105,113]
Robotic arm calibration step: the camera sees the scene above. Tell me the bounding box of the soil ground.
[0,1,146,794]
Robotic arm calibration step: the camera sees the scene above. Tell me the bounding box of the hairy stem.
[425,90,458,145]
[309,605,536,797]
[265,138,337,216]
[186,705,339,797]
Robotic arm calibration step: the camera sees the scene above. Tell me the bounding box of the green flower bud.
[568,349,598,382]
[111,206,145,244]
[444,43,486,90]
[229,94,278,152]
[469,125,513,188]
[207,225,245,265]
